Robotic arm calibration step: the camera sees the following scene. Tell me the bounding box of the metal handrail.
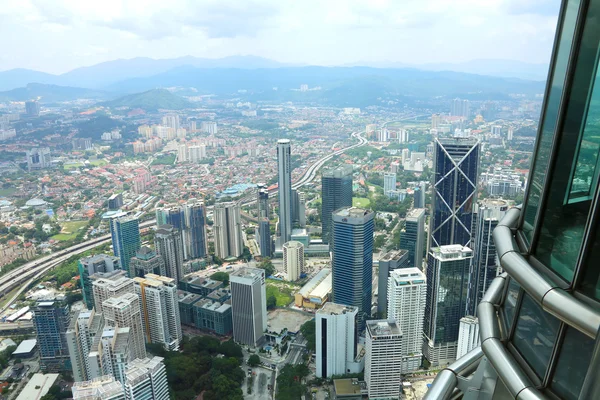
[422,347,484,400]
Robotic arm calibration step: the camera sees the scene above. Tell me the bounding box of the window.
[534,0,600,283]
[580,219,600,300]
[512,294,560,379]
[550,327,594,400]
[522,0,581,245]
[502,278,520,331]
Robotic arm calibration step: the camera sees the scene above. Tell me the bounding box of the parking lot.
[242,366,274,400]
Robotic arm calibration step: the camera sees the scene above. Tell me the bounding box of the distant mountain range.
[0,83,108,102]
[102,89,192,110]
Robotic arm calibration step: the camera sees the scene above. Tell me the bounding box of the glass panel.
[522,0,581,245]
[535,0,600,283]
[580,219,600,299]
[502,278,520,330]
[512,294,560,379]
[550,327,594,400]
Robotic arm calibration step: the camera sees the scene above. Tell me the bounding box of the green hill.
[103,89,192,110]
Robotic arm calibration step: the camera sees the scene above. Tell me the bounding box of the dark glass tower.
[184,202,207,259]
[321,165,353,244]
[331,207,374,331]
[110,215,141,276]
[257,185,272,257]
[400,208,426,270]
[33,297,71,372]
[430,137,480,248]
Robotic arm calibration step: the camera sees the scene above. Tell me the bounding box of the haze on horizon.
[0,0,560,74]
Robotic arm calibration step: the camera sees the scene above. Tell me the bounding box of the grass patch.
[63,162,85,170]
[151,154,176,165]
[0,286,22,309]
[353,197,371,208]
[266,283,294,307]
[51,220,88,241]
[89,159,108,166]
[0,188,16,197]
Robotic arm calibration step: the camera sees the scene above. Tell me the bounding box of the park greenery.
[300,319,316,352]
[210,271,229,286]
[276,364,310,400]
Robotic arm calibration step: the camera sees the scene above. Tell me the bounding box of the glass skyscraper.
[184,202,208,259]
[331,207,374,331]
[426,1,600,398]
[33,297,71,372]
[399,207,426,270]
[321,165,353,244]
[277,139,292,244]
[110,215,141,277]
[431,137,480,248]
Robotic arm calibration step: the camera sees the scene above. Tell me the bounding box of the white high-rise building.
[283,241,304,281]
[315,303,358,378]
[201,121,218,134]
[457,315,480,359]
[230,267,267,347]
[388,268,426,372]
[26,147,52,171]
[365,320,403,400]
[277,139,292,244]
[177,144,188,163]
[133,274,182,351]
[213,202,243,259]
[66,309,105,382]
[188,145,206,162]
[102,293,146,361]
[124,357,169,400]
[507,126,514,141]
[398,129,409,143]
[154,225,185,282]
[72,375,126,400]
[162,115,180,130]
[384,173,397,197]
[91,272,134,313]
[401,148,410,165]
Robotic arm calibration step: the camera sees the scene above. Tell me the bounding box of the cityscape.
[0,1,598,400]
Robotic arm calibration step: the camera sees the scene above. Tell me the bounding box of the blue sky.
[0,0,561,74]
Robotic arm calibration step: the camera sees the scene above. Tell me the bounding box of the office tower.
[102,293,146,361]
[72,375,126,400]
[91,271,134,313]
[430,137,480,248]
[400,208,426,270]
[230,267,267,347]
[162,114,180,130]
[201,121,218,134]
[413,182,426,208]
[277,139,293,243]
[257,185,269,219]
[184,202,208,259]
[26,147,51,171]
[423,245,472,366]
[110,215,141,277]
[450,98,470,118]
[154,225,184,281]
[25,100,40,116]
[331,207,374,331]
[467,199,508,315]
[431,114,441,129]
[384,172,397,197]
[129,246,166,279]
[428,9,600,395]
[321,165,353,244]
[188,145,206,162]
[124,357,169,400]
[133,274,182,351]
[377,250,409,317]
[32,297,71,372]
[456,316,480,360]
[315,303,358,378]
[79,255,120,310]
[108,193,123,210]
[283,241,304,281]
[298,192,306,227]
[388,268,426,372]
[365,320,403,400]
[213,202,243,259]
[257,218,272,258]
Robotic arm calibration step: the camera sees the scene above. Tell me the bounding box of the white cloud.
[0,0,560,73]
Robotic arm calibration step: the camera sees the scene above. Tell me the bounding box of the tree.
[267,295,277,310]
[220,339,243,359]
[211,272,229,286]
[300,319,316,352]
[248,354,260,367]
[259,258,276,277]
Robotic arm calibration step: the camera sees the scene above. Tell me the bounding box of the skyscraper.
[154,225,184,281]
[430,137,480,248]
[377,250,409,317]
[230,267,267,347]
[283,241,304,281]
[213,202,243,259]
[124,357,170,400]
[277,139,293,244]
[456,315,479,360]
[400,208,426,270]
[183,201,208,259]
[365,320,403,399]
[102,293,147,361]
[315,303,358,378]
[321,165,353,244]
[133,274,182,351]
[332,207,374,331]
[25,100,40,117]
[129,246,166,278]
[26,147,51,171]
[388,268,426,372]
[384,172,397,197]
[33,297,71,372]
[110,215,141,277]
[257,218,272,258]
[79,254,120,310]
[72,375,126,399]
[467,199,508,315]
[423,245,472,366]
[257,184,269,219]
[426,4,600,397]
[91,271,134,313]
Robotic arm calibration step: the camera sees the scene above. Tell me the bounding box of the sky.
[0,0,561,74]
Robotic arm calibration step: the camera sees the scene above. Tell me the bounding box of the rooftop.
[16,373,59,400]
[390,267,426,285]
[379,249,408,262]
[366,320,402,337]
[317,302,357,316]
[406,208,426,219]
[333,206,373,218]
[230,266,264,280]
[298,268,331,297]
[333,378,365,396]
[12,339,36,355]
[430,245,473,261]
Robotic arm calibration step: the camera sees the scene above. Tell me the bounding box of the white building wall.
[457,316,480,359]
